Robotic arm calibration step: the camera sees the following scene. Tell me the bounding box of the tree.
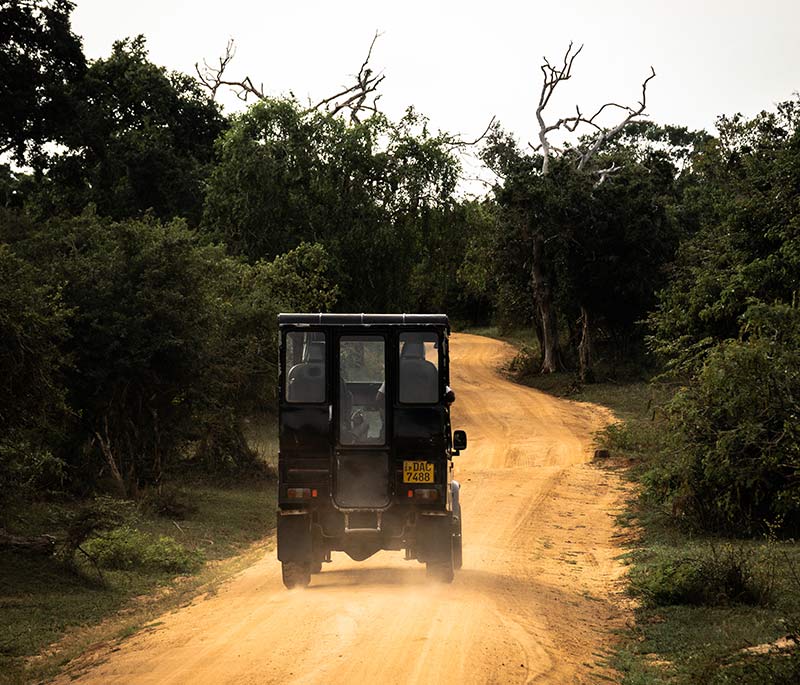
[0,222,68,439]
[0,0,86,163]
[203,99,459,311]
[664,302,800,533]
[485,43,657,376]
[649,98,800,372]
[29,36,225,224]
[196,32,385,123]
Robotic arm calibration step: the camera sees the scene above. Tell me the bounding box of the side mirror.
[453,430,467,452]
[444,388,456,404]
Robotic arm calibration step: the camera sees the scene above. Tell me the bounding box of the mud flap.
[416,514,452,563]
[277,511,312,563]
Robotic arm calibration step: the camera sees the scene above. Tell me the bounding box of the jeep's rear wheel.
[452,520,463,571]
[426,538,455,583]
[281,561,311,589]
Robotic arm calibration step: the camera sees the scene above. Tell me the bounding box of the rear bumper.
[276,503,453,562]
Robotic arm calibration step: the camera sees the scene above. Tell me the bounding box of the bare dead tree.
[195,39,265,102]
[528,43,656,376]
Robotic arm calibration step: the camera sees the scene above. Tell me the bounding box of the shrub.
[506,344,540,378]
[60,496,135,561]
[83,526,202,573]
[631,545,773,607]
[666,305,800,533]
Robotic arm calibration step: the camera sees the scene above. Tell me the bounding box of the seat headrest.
[401,341,425,359]
[306,342,325,362]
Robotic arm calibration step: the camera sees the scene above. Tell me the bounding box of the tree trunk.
[532,234,560,373]
[94,416,127,498]
[0,529,56,556]
[578,305,595,384]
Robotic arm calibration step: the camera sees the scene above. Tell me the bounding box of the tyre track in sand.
[54,332,631,685]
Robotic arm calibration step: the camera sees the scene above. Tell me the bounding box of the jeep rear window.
[399,332,439,404]
[339,336,385,445]
[285,331,326,403]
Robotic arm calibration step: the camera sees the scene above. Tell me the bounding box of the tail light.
[287,487,311,499]
[413,488,438,501]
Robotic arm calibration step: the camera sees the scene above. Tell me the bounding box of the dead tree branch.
[594,161,622,186]
[536,41,584,176]
[195,39,265,102]
[576,66,656,170]
[445,116,497,149]
[310,31,385,122]
[534,41,656,175]
[196,33,386,122]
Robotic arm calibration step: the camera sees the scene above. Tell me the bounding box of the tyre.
[452,527,463,571]
[425,538,455,583]
[281,561,311,589]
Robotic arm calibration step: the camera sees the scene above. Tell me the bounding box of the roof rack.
[278,313,449,328]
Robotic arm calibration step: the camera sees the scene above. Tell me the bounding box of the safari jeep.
[276,313,467,588]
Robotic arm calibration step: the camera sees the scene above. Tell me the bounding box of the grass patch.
[0,477,277,684]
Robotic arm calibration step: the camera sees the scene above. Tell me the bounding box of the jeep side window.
[399,332,439,404]
[339,336,385,445]
[285,332,326,403]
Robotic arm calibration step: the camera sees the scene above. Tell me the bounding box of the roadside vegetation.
[2,1,799,682]
[494,97,800,682]
[1,474,277,685]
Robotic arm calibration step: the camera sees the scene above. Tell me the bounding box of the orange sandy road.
[55,333,630,685]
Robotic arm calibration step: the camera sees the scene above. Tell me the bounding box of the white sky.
[71,0,800,181]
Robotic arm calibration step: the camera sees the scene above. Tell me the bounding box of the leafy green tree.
[257,242,339,313]
[0,210,70,495]
[482,118,689,378]
[649,98,800,372]
[7,211,231,493]
[203,100,459,311]
[0,229,68,438]
[29,36,225,224]
[192,242,339,472]
[641,99,800,534]
[0,0,85,163]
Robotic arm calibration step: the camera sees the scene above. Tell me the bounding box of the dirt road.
[58,333,630,685]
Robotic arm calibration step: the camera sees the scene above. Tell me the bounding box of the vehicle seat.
[287,343,325,402]
[399,341,438,403]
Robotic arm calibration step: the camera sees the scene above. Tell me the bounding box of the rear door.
[333,333,391,509]
[279,329,331,503]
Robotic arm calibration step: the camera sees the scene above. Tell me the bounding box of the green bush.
[83,526,202,574]
[506,343,540,377]
[631,545,773,608]
[665,305,800,533]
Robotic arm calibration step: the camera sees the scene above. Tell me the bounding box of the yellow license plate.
[403,461,434,483]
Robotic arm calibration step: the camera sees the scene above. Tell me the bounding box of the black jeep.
[276,314,467,588]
